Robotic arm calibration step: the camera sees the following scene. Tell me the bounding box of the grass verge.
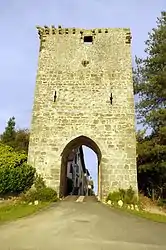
[0,202,51,224]
[112,205,166,223]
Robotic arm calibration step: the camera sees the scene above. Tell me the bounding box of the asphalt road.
[0,196,166,250]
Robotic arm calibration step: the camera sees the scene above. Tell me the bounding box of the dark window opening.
[84,36,93,44]
[75,155,77,164]
[70,164,73,173]
[76,178,78,187]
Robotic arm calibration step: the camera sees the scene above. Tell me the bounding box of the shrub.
[21,187,58,203]
[0,143,36,196]
[37,187,58,202]
[106,186,137,205]
[0,163,36,195]
[106,191,123,202]
[157,199,166,208]
[0,142,27,168]
[138,193,154,209]
[124,186,137,204]
[34,174,46,190]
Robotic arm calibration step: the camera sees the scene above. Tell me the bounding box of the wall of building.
[66,161,73,180]
[66,147,87,196]
[28,26,138,200]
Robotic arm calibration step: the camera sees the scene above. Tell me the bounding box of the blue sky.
[0,0,165,193]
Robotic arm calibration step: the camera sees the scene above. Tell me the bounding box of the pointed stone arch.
[60,135,102,198]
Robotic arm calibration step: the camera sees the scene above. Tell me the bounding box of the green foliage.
[21,175,58,203]
[0,163,36,195]
[133,12,166,201]
[136,130,166,199]
[34,174,46,190]
[124,186,137,204]
[1,117,16,147]
[0,117,30,154]
[106,186,137,205]
[21,187,58,202]
[14,129,30,154]
[133,11,166,129]
[106,191,122,202]
[0,143,27,168]
[157,199,166,208]
[0,143,36,195]
[0,202,50,223]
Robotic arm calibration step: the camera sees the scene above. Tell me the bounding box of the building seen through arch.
[64,146,94,197]
[60,136,100,198]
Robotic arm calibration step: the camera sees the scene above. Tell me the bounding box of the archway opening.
[82,146,98,195]
[60,136,101,198]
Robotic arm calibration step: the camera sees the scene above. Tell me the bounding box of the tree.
[134,11,166,131]
[1,117,30,154]
[134,12,166,200]
[14,129,30,154]
[136,131,166,199]
[1,117,16,147]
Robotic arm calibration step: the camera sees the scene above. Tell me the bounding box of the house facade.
[66,146,89,196]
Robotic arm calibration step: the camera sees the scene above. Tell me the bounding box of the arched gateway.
[28,25,138,201]
[60,135,102,198]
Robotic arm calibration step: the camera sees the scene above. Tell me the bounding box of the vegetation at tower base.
[0,140,58,202]
[133,11,166,202]
[20,174,58,203]
[0,143,36,196]
[106,186,138,207]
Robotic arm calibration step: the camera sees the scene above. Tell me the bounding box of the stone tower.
[28,25,138,200]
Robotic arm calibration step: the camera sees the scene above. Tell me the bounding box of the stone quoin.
[28,25,138,200]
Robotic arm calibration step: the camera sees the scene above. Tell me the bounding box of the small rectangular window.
[84,36,93,44]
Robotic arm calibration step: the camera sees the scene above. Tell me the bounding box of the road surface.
[0,196,166,250]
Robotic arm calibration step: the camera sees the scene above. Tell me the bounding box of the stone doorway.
[59,135,102,199]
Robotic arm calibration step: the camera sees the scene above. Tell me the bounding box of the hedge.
[0,143,36,195]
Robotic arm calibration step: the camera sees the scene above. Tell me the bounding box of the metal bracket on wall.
[54,91,57,102]
[110,93,113,104]
[82,60,89,67]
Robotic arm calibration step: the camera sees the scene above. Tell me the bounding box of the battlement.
[36,25,132,44]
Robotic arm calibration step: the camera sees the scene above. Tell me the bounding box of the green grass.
[0,202,51,223]
[112,205,166,223]
[126,208,166,223]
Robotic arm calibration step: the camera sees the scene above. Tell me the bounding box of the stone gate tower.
[28,25,138,200]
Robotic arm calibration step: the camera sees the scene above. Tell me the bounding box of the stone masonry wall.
[28,26,138,200]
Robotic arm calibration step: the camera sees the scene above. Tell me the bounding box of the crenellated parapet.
[125,32,132,44]
[36,25,132,44]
